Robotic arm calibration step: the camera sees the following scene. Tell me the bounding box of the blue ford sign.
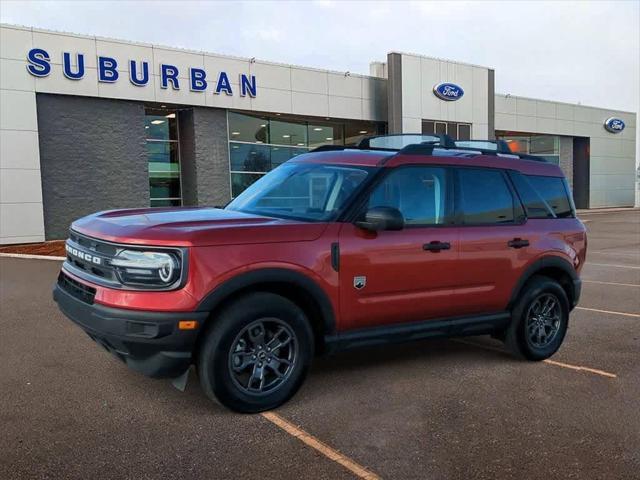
[25,48,257,97]
[604,117,625,134]
[433,83,464,101]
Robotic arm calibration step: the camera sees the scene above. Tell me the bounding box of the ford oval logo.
[604,117,625,133]
[433,83,464,101]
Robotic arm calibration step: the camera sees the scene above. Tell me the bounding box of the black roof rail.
[311,145,350,153]
[309,133,549,163]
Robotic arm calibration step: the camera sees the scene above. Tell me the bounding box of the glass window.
[458,168,515,224]
[231,172,265,198]
[145,109,181,207]
[145,112,178,141]
[308,122,343,148]
[422,121,435,135]
[228,111,385,197]
[228,112,269,143]
[457,124,471,141]
[525,175,574,218]
[435,122,447,135]
[230,143,272,172]
[344,122,379,145]
[509,172,555,219]
[368,167,449,225]
[271,146,306,168]
[270,119,308,146]
[498,134,560,164]
[227,163,371,222]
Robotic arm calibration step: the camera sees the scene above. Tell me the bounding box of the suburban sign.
[603,117,625,134]
[26,48,257,97]
[433,82,464,101]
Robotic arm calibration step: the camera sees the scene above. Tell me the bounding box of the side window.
[368,167,449,225]
[525,175,574,218]
[509,172,555,219]
[458,168,515,224]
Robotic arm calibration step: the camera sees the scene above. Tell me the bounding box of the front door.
[338,165,460,330]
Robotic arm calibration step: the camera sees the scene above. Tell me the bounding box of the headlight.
[111,249,182,287]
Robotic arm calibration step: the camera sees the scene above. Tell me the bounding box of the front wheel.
[198,292,314,413]
[505,275,570,361]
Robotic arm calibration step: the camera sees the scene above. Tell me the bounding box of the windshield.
[226,162,373,222]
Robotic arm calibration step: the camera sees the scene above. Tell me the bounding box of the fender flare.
[196,268,336,335]
[508,256,579,309]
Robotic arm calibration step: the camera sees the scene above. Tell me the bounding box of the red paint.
[64,151,586,333]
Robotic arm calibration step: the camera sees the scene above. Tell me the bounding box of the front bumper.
[53,278,209,378]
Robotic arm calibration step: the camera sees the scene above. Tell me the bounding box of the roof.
[295,148,564,177]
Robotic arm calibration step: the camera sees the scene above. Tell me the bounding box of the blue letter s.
[26,48,51,77]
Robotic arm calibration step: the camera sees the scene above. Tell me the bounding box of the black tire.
[198,292,314,413]
[505,275,569,361]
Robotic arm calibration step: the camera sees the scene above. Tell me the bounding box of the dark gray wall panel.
[37,94,148,240]
[387,53,403,134]
[178,109,198,206]
[487,69,495,140]
[191,107,230,206]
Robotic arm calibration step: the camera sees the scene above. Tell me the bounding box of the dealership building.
[0,23,637,244]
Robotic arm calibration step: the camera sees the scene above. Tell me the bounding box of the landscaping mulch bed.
[0,240,66,257]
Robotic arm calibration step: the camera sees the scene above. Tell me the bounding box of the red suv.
[54,134,586,412]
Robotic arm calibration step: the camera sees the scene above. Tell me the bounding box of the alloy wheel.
[525,293,562,349]
[227,318,298,395]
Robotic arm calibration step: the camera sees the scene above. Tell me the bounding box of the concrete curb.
[578,207,639,214]
[0,253,65,261]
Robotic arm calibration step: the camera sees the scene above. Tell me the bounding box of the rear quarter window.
[525,175,574,218]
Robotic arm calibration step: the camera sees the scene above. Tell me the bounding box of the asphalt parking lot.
[1,210,639,480]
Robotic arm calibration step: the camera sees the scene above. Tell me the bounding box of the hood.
[71,207,328,247]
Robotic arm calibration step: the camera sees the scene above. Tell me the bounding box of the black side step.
[324,312,511,352]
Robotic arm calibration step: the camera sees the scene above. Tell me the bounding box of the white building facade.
[0,24,636,244]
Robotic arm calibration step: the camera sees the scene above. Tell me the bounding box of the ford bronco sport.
[54,134,586,413]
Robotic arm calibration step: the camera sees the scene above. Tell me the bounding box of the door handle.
[508,238,530,249]
[423,241,451,252]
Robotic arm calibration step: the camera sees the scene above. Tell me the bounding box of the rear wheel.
[505,275,569,360]
[198,292,314,413]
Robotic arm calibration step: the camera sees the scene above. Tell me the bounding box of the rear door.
[451,167,528,316]
[338,165,460,330]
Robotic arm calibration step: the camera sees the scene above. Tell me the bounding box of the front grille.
[58,271,96,304]
[65,231,120,285]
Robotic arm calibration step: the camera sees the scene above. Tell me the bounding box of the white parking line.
[586,262,640,270]
[0,252,65,261]
[452,339,617,378]
[261,411,381,480]
[576,307,640,318]
[583,280,640,288]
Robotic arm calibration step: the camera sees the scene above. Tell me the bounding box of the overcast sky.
[1,0,638,113]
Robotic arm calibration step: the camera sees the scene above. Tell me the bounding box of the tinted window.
[526,175,574,218]
[509,172,554,218]
[458,168,515,224]
[227,163,371,222]
[368,167,449,225]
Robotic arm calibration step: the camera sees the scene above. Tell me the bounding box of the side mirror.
[355,206,404,232]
